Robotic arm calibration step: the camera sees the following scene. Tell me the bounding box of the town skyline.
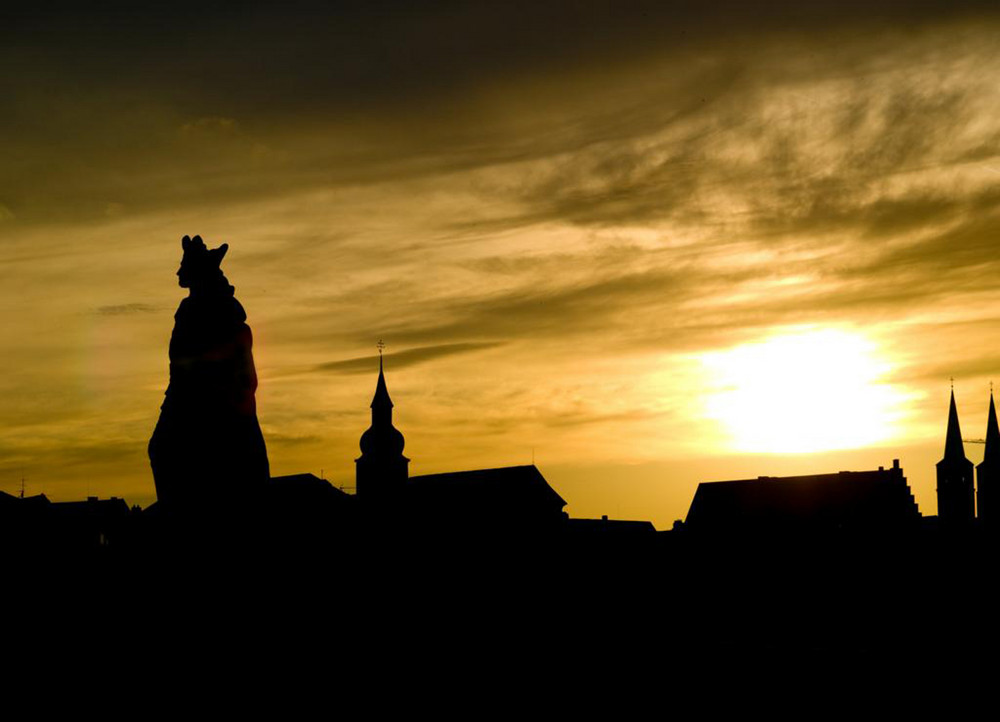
[2,326,993,529]
[4,3,1000,528]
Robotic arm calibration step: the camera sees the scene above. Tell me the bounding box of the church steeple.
[984,391,1000,462]
[944,389,967,461]
[371,351,394,423]
[937,386,975,526]
[977,388,1000,524]
[356,341,409,503]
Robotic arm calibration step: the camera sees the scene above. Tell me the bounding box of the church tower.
[355,347,409,504]
[936,389,975,526]
[976,390,1000,523]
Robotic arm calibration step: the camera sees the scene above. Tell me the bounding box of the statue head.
[177,235,229,290]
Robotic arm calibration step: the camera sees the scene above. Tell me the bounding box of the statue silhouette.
[148,235,269,514]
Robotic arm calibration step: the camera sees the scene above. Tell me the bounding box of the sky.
[3,2,1000,528]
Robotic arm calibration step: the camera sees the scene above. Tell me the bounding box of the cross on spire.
[377,338,385,357]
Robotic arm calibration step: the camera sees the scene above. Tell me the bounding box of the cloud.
[95,303,159,316]
[0,437,143,477]
[6,2,1000,520]
[179,117,240,136]
[544,409,669,429]
[262,431,325,447]
[906,355,1000,385]
[376,269,695,347]
[314,342,504,375]
[4,3,998,228]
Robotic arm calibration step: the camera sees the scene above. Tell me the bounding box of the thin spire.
[944,388,967,460]
[986,389,1000,463]
[371,339,392,411]
[358,338,406,463]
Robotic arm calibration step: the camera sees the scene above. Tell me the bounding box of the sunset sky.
[3,2,1000,528]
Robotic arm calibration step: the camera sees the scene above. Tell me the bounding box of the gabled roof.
[566,518,656,534]
[685,466,920,533]
[49,497,130,520]
[9,493,51,511]
[268,473,353,502]
[0,493,51,522]
[408,465,567,514]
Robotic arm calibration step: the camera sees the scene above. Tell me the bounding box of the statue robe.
[149,283,269,512]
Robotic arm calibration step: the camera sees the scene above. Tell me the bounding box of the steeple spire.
[372,358,392,406]
[356,339,408,501]
[371,339,393,424]
[944,389,967,460]
[938,386,975,525]
[985,391,1000,463]
[979,387,1000,523]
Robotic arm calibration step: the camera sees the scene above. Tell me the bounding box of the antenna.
[20,474,25,499]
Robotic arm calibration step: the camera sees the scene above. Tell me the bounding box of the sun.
[699,328,909,454]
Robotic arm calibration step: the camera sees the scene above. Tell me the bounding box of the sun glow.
[700,328,909,454]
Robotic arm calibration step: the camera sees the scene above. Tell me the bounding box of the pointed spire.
[370,339,393,411]
[985,390,1000,463]
[944,389,967,460]
[358,339,406,464]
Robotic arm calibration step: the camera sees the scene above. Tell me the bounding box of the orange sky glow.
[3,4,1000,528]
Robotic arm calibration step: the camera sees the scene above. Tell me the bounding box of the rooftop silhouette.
[6,238,1000,659]
[684,459,920,536]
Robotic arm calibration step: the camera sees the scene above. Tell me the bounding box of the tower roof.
[360,351,405,458]
[985,392,1000,463]
[371,353,393,410]
[944,389,967,461]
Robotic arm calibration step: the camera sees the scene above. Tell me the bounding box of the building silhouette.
[407,465,567,533]
[355,352,409,504]
[684,459,920,535]
[976,392,1000,524]
[937,389,975,526]
[0,492,133,551]
[352,355,568,534]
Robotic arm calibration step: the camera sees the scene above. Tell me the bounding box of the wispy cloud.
[95,303,159,316]
[315,342,504,375]
[5,3,1000,522]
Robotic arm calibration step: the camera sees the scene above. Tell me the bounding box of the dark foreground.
[7,520,997,668]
